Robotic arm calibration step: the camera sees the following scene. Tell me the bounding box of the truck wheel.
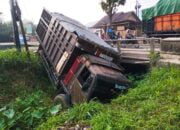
[54,94,69,108]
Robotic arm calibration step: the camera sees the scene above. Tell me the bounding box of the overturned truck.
[36,9,129,106]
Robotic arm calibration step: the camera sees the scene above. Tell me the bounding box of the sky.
[0,0,159,25]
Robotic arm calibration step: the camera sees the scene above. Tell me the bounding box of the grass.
[0,49,179,130]
[38,66,180,130]
[0,49,54,106]
[149,51,160,67]
[0,49,59,129]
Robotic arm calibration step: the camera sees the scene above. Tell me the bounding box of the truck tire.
[54,94,70,108]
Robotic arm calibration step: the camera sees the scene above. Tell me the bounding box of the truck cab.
[57,54,129,106]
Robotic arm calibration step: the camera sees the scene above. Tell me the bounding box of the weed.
[38,66,180,130]
[0,50,179,130]
[149,51,160,67]
[0,91,61,129]
[37,102,103,130]
[0,49,59,129]
[0,49,54,106]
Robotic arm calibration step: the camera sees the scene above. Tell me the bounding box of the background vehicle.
[142,0,180,37]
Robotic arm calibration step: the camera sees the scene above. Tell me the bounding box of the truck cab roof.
[80,54,123,71]
[80,55,128,83]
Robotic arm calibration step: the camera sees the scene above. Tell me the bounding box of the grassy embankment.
[0,49,179,129]
[0,50,59,129]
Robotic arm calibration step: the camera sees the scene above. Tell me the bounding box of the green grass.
[0,49,54,106]
[0,49,59,129]
[38,66,180,130]
[0,49,179,130]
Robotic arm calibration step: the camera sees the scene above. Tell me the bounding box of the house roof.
[93,11,141,28]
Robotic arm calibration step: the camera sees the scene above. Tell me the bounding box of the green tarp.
[142,0,180,21]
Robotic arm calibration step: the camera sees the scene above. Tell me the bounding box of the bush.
[0,91,61,130]
[0,49,53,107]
[37,102,103,130]
[0,50,58,129]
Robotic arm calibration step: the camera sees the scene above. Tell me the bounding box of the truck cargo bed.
[36,9,120,87]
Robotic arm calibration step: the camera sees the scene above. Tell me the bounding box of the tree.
[23,20,37,36]
[0,22,14,42]
[100,0,126,26]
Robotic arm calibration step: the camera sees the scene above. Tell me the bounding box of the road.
[0,42,39,51]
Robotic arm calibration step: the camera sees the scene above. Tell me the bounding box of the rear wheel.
[54,94,70,108]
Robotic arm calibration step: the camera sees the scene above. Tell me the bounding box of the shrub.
[0,91,61,130]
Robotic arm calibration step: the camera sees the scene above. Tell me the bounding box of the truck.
[142,0,180,37]
[36,9,129,107]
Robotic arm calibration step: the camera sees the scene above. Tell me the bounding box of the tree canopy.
[100,0,126,25]
[0,20,36,42]
[0,22,14,42]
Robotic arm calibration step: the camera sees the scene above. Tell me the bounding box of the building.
[92,11,141,38]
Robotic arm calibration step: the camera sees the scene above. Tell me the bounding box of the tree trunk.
[108,11,113,27]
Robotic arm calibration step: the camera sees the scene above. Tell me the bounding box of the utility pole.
[0,12,2,22]
[135,0,141,18]
[0,12,2,23]
[10,0,21,51]
[10,0,30,56]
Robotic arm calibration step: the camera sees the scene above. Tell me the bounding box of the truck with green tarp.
[142,0,180,37]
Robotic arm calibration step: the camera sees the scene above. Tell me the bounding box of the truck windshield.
[91,78,128,101]
[97,79,127,92]
[77,67,93,91]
